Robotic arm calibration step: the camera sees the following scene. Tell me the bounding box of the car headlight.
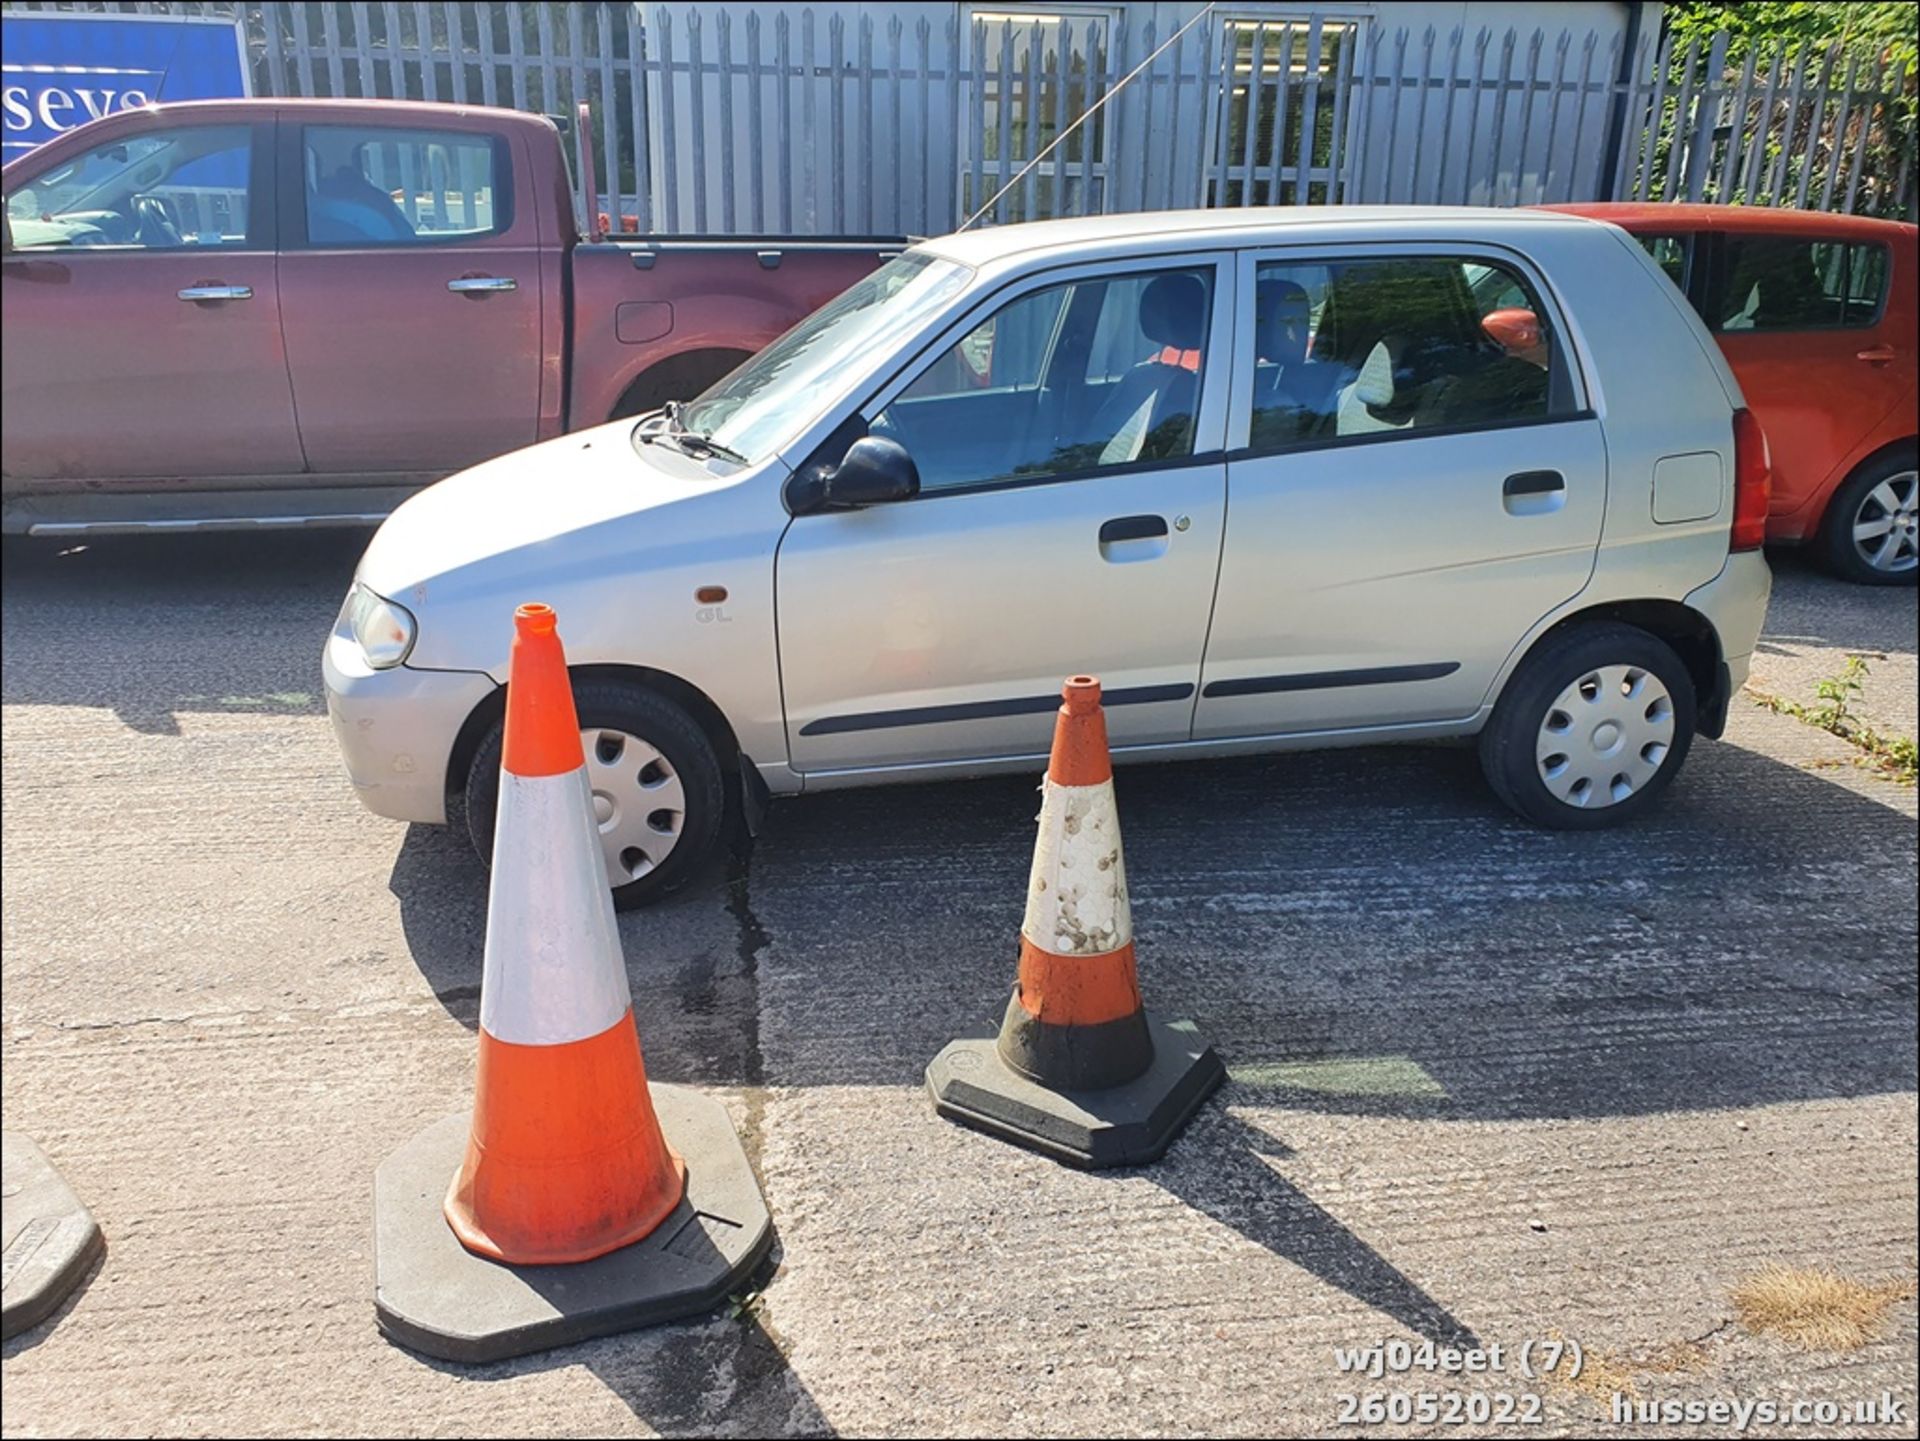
[345,583,416,669]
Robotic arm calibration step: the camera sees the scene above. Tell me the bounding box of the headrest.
[1141,272,1208,351]
[1351,338,1399,410]
[1255,278,1311,366]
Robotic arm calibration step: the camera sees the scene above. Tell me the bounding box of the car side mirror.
[788,435,920,513]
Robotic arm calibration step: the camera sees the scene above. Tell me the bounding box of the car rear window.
[1715,237,1889,331]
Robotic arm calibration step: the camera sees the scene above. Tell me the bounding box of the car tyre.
[463,679,728,910]
[1817,449,1919,586]
[1480,623,1697,830]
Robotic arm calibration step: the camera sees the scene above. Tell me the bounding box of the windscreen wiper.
[640,401,748,465]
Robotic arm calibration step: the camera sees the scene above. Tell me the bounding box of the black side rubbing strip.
[800,683,1195,737]
[1202,663,1459,700]
[1098,514,1169,543]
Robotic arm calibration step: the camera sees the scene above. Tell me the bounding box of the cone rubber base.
[926,1012,1224,1169]
[2,1132,105,1341]
[373,1084,771,1363]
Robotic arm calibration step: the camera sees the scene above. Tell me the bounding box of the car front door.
[1195,246,1607,740]
[775,255,1233,774]
[1,117,302,483]
[274,120,542,477]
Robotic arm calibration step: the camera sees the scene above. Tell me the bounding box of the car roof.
[918,205,1603,267]
[1541,202,1918,240]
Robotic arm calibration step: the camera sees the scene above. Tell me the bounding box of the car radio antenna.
[958,2,1218,233]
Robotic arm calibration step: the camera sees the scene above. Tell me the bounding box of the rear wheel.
[1818,450,1919,586]
[1480,623,1697,829]
[463,680,728,909]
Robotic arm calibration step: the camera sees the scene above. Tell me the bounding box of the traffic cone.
[373,603,771,1363]
[926,676,1224,1169]
[443,601,685,1264]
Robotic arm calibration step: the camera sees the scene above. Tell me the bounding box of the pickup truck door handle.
[1503,470,1565,497]
[1856,345,1896,363]
[177,284,252,302]
[447,276,516,294]
[1098,514,1169,543]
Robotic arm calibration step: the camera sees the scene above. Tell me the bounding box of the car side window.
[1634,233,1691,293]
[302,125,505,246]
[1248,256,1555,454]
[872,266,1214,493]
[4,126,252,250]
[1716,236,1887,331]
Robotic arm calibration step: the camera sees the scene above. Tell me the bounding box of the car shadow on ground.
[0,531,366,734]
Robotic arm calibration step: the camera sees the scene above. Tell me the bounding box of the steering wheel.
[133,195,182,248]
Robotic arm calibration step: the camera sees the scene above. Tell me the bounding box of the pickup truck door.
[1,118,303,483]
[776,256,1233,774]
[1194,247,1605,741]
[274,119,543,477]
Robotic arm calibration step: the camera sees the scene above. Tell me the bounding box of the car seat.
[1084,272,1208,465]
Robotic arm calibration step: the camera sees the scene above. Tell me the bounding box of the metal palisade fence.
[5,3,1915,233]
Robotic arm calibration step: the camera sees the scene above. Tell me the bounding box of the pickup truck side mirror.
[788,435,920,514]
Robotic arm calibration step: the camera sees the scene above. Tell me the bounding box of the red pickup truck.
[0,98,898,534]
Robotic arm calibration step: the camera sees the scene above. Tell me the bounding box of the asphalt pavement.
[2,533,1914,1437]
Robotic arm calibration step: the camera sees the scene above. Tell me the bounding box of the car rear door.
[776,254,1234,773]
[1,116,302,483]
[1703,229,1911,530]
[274,117,542,477]
[1195,245,1606,740]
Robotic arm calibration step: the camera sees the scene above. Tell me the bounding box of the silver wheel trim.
[1535,665,1676,810]
[1851,469,1919,574]
[583,728,687,886]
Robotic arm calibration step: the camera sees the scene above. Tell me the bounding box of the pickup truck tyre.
[462,680,727,910]
[1817,449,1919,586]
[1479,623,1697,830]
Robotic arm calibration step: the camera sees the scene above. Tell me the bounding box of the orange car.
[1549,204,1917,585]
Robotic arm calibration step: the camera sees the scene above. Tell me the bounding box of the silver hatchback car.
[325,207,1772,908]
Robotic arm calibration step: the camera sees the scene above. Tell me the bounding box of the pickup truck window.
[1248,256,1554,453]
[5,126,252,249]
[673,252,971,465]
[875,267,1214,492]
[301,125,506,245]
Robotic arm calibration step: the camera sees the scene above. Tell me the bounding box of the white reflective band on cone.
[1021,778,1132,955]
[479,767,633,1046]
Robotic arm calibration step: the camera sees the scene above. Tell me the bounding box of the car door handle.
[1856,345,1896,363]
[1098,514,1169,543]
[1503,470,1565,497]
[447,276,516,294]
[177,284,252,302]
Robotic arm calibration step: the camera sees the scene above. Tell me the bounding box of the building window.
[962,7,1119,223]
[1209,16,1361,206]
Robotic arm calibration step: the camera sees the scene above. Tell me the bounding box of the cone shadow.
[1142,1104,1480,1350]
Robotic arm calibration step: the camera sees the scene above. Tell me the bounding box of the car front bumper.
[323,625,497,825]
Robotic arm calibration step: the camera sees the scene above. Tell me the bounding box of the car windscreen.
[670,251,972,466]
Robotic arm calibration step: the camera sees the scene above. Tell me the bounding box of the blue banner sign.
[2,12,250,160]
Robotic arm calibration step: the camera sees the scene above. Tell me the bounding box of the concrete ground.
[1748,551,1918,742]
[2,534,1914,1438]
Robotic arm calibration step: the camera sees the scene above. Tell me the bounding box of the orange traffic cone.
[927,676,1223,1168]
[442,602,686,1263]
[373,603,771,1362]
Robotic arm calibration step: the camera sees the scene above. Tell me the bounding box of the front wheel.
[463,680,728,909]
[1479,623,1697,830]
[1818,451,1919,586]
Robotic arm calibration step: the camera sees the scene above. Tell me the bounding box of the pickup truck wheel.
[463,680,727,910]
[1818,450,1919,586]
[1479,623,1697,830]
